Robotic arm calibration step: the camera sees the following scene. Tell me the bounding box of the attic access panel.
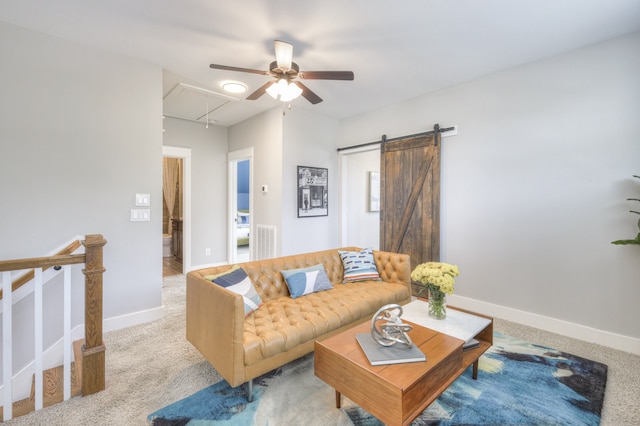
[163,82,238,125]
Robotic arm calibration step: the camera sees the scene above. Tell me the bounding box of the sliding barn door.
[380,131,441,294]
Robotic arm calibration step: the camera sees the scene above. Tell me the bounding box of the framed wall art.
[297,166,328,218]
[369,171,380,212]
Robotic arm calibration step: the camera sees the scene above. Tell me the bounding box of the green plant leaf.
[611,239,640,245]
[612,174,640,246]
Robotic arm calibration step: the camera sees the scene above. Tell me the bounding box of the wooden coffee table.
[314,306,493,426]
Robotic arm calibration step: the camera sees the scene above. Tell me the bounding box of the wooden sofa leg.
[246,379,253,402]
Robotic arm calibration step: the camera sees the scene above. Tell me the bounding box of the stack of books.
[355,333,426,366]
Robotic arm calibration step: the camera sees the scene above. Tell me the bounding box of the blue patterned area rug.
[148,333,607,425]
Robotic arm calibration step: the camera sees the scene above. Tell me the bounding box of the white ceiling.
[2,1,639,127]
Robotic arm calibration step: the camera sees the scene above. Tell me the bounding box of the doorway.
[228,148,253,263]
[162,156,183,276]
[339,147,381,248]
[162,146,192,274]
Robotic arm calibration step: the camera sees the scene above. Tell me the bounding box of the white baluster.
[63,265,71,401]
[2,271,13,421]
[34,268,43,410]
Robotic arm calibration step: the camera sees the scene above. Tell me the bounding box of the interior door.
[380,129,441,295]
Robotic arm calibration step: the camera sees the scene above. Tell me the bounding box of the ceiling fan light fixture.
[210,39,352,105]
[274,40,293,70]
[221,81,247,94]
[266,79,302,102]
[266,79,287,99]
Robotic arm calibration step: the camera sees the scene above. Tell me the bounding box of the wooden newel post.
[81,234,107,395]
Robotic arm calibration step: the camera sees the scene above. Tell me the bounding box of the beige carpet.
[5,274,640,425]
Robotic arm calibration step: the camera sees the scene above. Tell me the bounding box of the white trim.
[447,294,640,355]
[163,146,192,274]
[228,148,254,264]
[63,265,72,401]
[1,305,164,401]
[188,261,229,272]
[338,145,381,247]
[34,268,43,410]
[2,271,13,420]
[228,159,239,264]
[339,154,349,247]
[103,306,164,333]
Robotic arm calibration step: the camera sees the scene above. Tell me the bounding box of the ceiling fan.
[209,40,354,104]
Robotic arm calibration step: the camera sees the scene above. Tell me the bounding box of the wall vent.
[255,225,277,260]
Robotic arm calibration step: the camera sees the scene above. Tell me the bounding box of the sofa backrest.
[188,247,361,303]
[187,246,412,304]
[241,247,360,302]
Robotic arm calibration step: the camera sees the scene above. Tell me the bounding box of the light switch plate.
[135,193,151,206]
[131,209,151,222]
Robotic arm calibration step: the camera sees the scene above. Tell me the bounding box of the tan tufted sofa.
[186,247,411,398]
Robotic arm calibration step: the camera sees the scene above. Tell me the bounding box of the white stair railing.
[0,235,106,421]
[2,270,13,420]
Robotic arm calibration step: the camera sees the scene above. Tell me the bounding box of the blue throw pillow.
[210,267,262,316]
[281,264,333,299]
[237,212,250,224]
[338,247,381,283]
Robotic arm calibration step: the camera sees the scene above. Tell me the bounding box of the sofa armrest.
[186,272,246,387]
[373,250,412,294]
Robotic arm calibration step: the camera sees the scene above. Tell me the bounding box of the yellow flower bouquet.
[411,262,459,319]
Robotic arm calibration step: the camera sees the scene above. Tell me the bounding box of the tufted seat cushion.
[243,281,408,366]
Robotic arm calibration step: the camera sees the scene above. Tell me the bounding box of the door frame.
[338,145,381,247]
[163,145,192,274]
[227,147,254,263]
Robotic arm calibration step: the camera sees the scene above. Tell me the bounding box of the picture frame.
[297,166,328,217]
[369,171,380,212]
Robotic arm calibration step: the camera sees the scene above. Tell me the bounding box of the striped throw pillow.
[209,266,262,316]
[338,247,381,283]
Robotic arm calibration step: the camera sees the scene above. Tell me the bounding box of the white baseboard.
[447,294,640,355]
[2,305,164,401]
[103,305,164,333]
[187,261,228,272]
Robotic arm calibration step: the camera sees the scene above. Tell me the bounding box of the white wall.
[282,108,340,254]
[339,32,640,351]
[228,106,342,257]
[228,108,284,255]
[0,21,164,376]
[162,118,228,267]
[341,148,381,249]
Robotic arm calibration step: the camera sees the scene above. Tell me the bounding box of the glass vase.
[428,288,447,320]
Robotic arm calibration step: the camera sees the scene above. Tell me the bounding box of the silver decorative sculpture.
[370,304,414,347]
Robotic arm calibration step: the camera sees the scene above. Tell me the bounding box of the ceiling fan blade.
[274,40,293,70]
[299,71,354,80]
[293,81,323,104]
[246,81,275,100]
[209,63,269,76]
